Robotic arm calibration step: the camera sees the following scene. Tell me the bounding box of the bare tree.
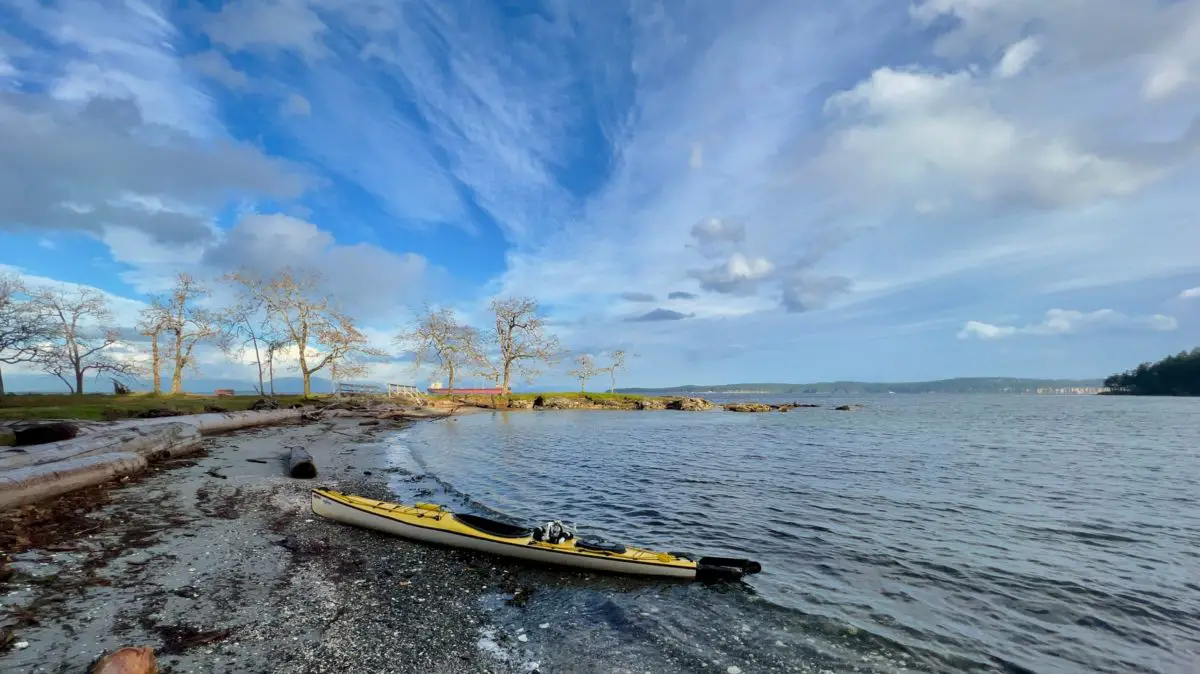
[566,354,597,392]
[31,286,140,395]
[397,306,484,391]
[158,274,218,395]
[136,299,171,395]
[601,350,627,393]
[218,278,280,395]
[0,273,56,397]
[264,337,288,395]
[230,268,383,396]
[489,297,560,394]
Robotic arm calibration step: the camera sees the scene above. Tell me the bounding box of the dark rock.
[12,421,79,446]
[835,404,862,411]
[359,420,380,426]
[133,408,184,419]
[724,403,772,413]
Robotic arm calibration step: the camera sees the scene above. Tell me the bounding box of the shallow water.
[384,395,1200,673]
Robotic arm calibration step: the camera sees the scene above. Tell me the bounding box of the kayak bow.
[310,489,761,582]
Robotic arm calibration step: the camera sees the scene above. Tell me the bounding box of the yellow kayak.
[311,489,761,581]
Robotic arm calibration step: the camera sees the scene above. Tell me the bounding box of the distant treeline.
[1103,348,1200,396]
[620,377,1104,395]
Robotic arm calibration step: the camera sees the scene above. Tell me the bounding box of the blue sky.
[2,0,1199,389]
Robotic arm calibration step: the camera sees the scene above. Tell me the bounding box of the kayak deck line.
[310,489,761,581]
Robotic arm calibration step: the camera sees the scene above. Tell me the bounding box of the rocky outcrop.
[724,403,773,413]
[635,398,667,410]
[835,404,863,411]
[535,396,583,410]
[507,398,534,409]
[666,397,714,411]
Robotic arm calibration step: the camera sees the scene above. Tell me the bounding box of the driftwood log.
[0,409,306,511]
[0,452,148,510]
[288,447,317,479]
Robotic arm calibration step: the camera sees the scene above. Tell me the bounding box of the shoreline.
[0,418,538,673]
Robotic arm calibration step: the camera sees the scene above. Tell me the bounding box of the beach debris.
[92,646,159,674]
[205,468,227,480]
[288,447,317,479]
[249,397,282,411]
[359,420,380,426]
[245,458,269,464]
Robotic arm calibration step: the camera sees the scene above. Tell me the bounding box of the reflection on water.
[385,395,1200,673]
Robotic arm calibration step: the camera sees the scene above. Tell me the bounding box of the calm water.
[382,395,1200,673]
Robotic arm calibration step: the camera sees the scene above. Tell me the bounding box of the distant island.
[619,377,1106,395]
[1103,348,1200,396]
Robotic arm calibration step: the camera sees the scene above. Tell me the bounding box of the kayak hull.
[311,489,700,579]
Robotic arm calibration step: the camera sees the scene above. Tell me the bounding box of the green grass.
[0,393,322,421]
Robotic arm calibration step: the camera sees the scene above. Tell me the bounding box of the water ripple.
[387,395,1200,674]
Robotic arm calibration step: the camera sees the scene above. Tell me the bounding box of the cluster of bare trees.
[400,299,628,394]
[0,268,382,397]
[2,268,632,397]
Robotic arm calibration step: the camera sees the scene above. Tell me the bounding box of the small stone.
[14,641,29,650]
[539,623,550,629]
[727,667,742,674]
[517,634,529,643]
[775,640,785,647]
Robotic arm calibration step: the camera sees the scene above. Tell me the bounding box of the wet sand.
[0,418,530,674]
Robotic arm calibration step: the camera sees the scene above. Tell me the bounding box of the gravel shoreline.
[0,418,532,674]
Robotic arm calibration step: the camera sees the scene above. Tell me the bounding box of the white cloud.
[996,37,1039,78]
[819,66,1151,211]
[283,93,312,116]
[958,309,1178,339]
[957,320,1017,340]
[186,50,249,90]
[1180,287,1200,299]
[203,0,330,62]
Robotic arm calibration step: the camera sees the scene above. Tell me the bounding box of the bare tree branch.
[489,297,560,394]
[229,268,382,396]
[566,354,597,392]
[0,273,57,396]
[29,286,142,395]
[601,350,627,393]
[396,305,484,390]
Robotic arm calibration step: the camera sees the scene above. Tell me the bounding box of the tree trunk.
[0,366,5,398]
[149,333,161,394]
[299,351,311,397]
[170,331,184,394]
[502,362,512,395]
[447,363,456,391]
[75,369,85,396]
[252,338,264,395]
[610,370,616,393]
[268,355,276,395]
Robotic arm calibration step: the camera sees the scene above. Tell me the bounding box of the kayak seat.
[576,539,627,554]
[453,513,532,539]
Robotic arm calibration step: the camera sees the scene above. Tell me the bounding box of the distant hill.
[619,377,1106,395]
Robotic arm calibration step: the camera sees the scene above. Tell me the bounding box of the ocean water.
[383,395,1200,673]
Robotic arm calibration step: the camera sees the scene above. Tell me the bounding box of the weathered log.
[0,452,148,510]
[0,423,202,472]
[112,409,303,435]
[289,447,317,479]
[93,646,159,674]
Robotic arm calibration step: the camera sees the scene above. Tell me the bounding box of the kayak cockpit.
[452,513,532,539]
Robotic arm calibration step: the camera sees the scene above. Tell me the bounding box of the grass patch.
[0,393,322,421]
